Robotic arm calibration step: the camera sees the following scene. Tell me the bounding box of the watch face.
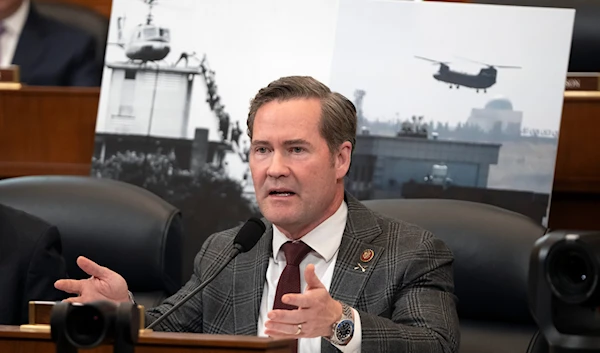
[336,320,354,340]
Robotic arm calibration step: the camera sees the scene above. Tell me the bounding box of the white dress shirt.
[257,200,362,353]
[0,0,29,67]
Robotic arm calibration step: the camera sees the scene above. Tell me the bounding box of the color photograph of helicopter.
[415,56,521,93]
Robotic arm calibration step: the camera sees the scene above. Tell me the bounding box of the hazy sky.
[96,0,574,138]
[330,0,575,132]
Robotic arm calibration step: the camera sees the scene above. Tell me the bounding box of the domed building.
[466,96,523,135]
[485,96,513,110]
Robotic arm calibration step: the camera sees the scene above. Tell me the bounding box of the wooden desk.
[0,86,99,177]
[0,325,292,353]
[37,0,113,18]
[553,91,600,194]
[548,91,600,230]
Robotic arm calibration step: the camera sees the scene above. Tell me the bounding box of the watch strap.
[325,301,354,346]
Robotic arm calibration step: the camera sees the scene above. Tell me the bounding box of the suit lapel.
[328,231,384,307]
[322,194,385,352]
[232,223,272,335]
[328,194,384,306]
[12,6,47,72]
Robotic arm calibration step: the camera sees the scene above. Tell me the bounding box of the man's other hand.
[264,264,342,339]
[54,256,130,304]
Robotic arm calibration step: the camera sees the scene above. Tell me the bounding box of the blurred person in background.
[0,0,101,86]
[0,203,69,325]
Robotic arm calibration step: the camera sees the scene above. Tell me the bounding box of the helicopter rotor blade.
[414,55,450,65]
[140,0,192,11]
[493,65,522,69]
[455,56,491,66]
[455,56,521,69]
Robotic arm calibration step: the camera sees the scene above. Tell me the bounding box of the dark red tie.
[273,241,312,353]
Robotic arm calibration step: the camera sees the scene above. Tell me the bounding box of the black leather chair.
[0,175,183,309]
[362,198,546,353]
[34,0,109,66]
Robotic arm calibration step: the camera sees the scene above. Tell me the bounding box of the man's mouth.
[268,189,296,197]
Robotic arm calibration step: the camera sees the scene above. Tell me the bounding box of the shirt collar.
[2,0,30,37]
[272,200,348,263]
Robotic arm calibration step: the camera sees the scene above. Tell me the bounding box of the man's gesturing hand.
[54,256,131,304]
[264,264,342,339]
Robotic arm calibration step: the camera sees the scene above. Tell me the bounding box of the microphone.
[145,217,266,330]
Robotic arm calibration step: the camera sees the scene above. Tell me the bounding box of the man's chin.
[261,211,299,228]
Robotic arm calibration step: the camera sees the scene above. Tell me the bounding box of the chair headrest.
[0,176,182,294]
[363,198,546,324]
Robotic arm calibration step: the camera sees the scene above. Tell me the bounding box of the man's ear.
[335,141,352,179]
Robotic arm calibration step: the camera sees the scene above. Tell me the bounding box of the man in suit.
[0,203,69,325]
[55,76,460,352]
[0,0,101,86]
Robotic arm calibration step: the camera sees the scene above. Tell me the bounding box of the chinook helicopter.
[415,56,521,93]
[114,0,171,62]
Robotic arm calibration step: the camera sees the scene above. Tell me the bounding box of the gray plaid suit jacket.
[146,193,460,352]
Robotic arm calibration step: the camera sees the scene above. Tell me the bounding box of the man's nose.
[266,152,290,178]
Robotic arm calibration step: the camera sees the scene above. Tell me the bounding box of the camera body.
[529,230,600,352]
[50,301,140,353]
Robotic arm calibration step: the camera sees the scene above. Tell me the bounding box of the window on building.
[118,70,136,118]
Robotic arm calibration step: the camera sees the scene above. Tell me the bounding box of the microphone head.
[233,217,266,253]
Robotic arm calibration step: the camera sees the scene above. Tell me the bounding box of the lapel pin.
[360,249,374,263]
[354,263,367,272]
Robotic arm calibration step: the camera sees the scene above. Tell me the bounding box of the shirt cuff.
[333,307,361,353]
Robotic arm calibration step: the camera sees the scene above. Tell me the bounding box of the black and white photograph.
[330,0,574,226]
[92,0,340,277]
[91,0,574,275]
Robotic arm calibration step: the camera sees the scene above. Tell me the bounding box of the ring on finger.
[295,324,302,335]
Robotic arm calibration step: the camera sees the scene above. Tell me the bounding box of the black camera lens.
[548,245,598,304]
[65,306,107,348]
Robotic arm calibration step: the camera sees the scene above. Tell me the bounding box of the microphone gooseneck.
[145,218,266,330]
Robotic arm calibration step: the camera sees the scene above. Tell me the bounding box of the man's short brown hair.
[247,76,357,156]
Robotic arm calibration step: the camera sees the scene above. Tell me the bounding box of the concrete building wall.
[348,134,502,198]
[104,67,194,139]
[354,135,501,165]
[372,157,481,189]
[149,72,190,138]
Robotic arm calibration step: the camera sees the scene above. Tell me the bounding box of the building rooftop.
[106,61,203,75]
[357,133,502,148]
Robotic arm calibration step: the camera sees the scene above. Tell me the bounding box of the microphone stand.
[145,246,240,330]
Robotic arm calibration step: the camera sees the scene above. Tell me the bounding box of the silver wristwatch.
[325,301,355,346]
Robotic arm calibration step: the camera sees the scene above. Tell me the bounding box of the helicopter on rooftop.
[114,0,171,63]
